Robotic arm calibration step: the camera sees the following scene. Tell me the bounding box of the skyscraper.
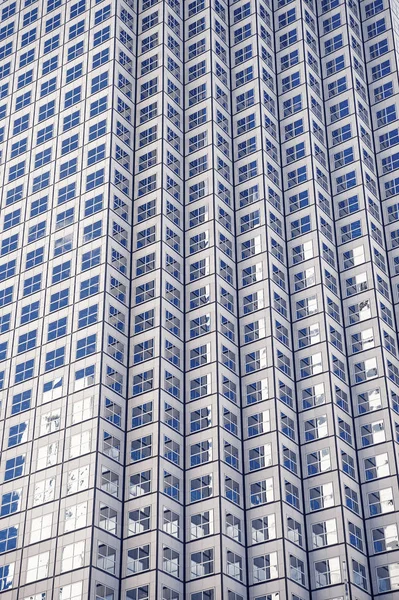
[1,0,399,597]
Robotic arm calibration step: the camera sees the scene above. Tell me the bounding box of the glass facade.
[1,0,399,598]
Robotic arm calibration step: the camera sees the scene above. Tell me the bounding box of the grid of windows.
[0,0,398,598]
